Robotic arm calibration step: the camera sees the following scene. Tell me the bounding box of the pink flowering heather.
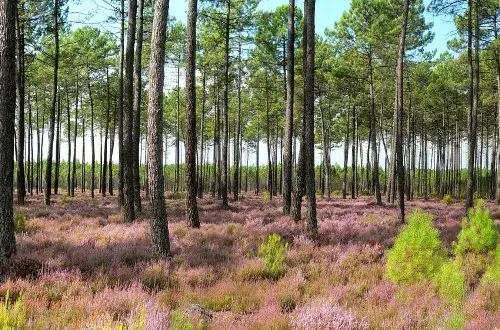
[291,302,369,330]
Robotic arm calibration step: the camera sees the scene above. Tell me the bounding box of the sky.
[55,0,458,167]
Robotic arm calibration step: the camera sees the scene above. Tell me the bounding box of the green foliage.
[433,261,466,305]
[262,191,271,203]
[386,210,445,284]
[258,233,287,279]
[14,214,27,234]
[453,200,498,256]
[442,194,452,205]
[0,292,27,330]
[482,246,500,284]
[280,295,296,313]
[171,310,207,330]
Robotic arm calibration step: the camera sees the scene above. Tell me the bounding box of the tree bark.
[283,0,295,211]
[303,0,317,240]
[368,52,382,205]
[221,1,231,208]
[118,0,125,205]
[133,0,144,211]
[185,0,200,228]
[123,0,137,222]
[0,0,17,266]
[15,5,25,204]
[147,0,170,257]
[45,0,59,206]
[395,0,410,223]
[88,79,95,198]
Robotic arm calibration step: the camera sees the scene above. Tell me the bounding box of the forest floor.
[2,192,499,329]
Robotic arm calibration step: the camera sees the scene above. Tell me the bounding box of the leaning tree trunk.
[185,0,200,228]
[0,0,17,266]
[147,0,170,257]
[45,0,59,206]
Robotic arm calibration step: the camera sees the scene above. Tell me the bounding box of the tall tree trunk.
[45,0,59,206]
[15,6,25,205]
[198,72,206,199]
[221,1,231,208]
[133,0,144,211]
[102,68,110,197]
[109,98,116,195]
[256,116,260,195]
[118,0,125,205]
[233,43,242,201]
[29,92,33,195]
[185,0,200,228]
[368,52,382,205]
[72,77,78,196]
[351,105,356,199]
[283,0,295,215]
[147,0,170,257]
[466,0,476,209]
[88,79,95,198]
[175,60,180,193]
[342,106,349,199]
[303,0,317,240]
[65,84,71,194]
[395,0,410,223]
[54,94,61,195]
[495,16,500,203]
[0,0,17,267]
[123,0,137,222]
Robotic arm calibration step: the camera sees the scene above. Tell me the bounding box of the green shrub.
[453,199,498,256]
[280,295,296,313]
[482,246,500,284]
[442,194,452,205]
[433,261,466,305]
[258,233,287,279]
[262,191,271,203]
[14,214,26,234]
[0,291,26,330]
[386,210,445,284]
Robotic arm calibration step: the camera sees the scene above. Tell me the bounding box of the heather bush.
[453,199,498,256]
[442,194,452,205]
[433,261,466,306]
[386,210,445,284]
[14,214,26,234]
[258,233,287,279]
[291,302,368,330]
[236,259,269,281]
[0,291,26,330]
[140,262,177,292]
